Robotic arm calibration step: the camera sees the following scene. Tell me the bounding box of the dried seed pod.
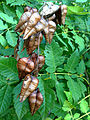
[33,55,45,77]
[23,17,46,39]
[24,32,43,54]
[15,7,38,32]
[61,5,67,24]
[43,20,56,44]
[17,57,34,79]
[20,75,39,102]
[29,88,43,115]
[40,2,59,18]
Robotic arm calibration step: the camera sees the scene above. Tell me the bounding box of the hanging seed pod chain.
[15,2,67,115]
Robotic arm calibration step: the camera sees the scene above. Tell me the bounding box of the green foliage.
[0,0,89,120]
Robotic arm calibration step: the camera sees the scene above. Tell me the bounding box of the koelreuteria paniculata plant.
[0,0,90,120]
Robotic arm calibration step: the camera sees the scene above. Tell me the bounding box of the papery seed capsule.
[20,75,39,102]
[29,88,43,115]
[24,32,43,55]
[43,20,56,44]
[33,55,45,77]
[17,57,34,79]
[61,5,67,24]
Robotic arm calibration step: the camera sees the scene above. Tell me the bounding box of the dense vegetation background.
[0,0,90,120]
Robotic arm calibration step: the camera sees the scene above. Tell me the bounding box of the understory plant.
[0,0,90,120]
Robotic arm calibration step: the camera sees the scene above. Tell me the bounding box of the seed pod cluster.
[17,53,45,115]
[15,3,67,115]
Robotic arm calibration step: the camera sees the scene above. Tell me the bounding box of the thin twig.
[76,112,90,120]
[78,94,90,104]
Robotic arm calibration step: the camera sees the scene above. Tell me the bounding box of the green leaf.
[6,30,17,47]
[67,6,89,15]
[76,0,87,3]
[0,35,6,47]
[62,100,74,112]
[44,40,64,73]
[64,50,79,73]
[56,81,66,104]
[0,48,14,56]
[65,75,81,102]
[73,113,80,119]
[64,113,72,120]
[11,0,25,6]
[38,77,55,119]
[6,0,15,4]
[80,100,89,113]
[0,12,17,24]
[3,3,16,17]
[77,78,86,97]
[64,91,73,103]
[87,115,90,120]
[22,112,41,120]
[0,85,12,114]
[73,35,85,52]
[16,6,24,19]
[76,60,85,74]
[13,82,30,120]
[51,102,65,117]
[0,20,8,30]
[0,57,19,83]
[55,32,68,47]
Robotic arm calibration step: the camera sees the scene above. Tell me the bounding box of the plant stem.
[78,94,90,104]
[39,72,90,85]
[76,112,90,120]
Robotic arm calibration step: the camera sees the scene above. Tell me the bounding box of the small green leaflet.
[73,113,80,119]
[0,35,6,47]
[76,0,87,3]
[65,75,81,102]
[76,60,85,74]
[0,12,17,24]
[38,77,55,119]
[55,80,66,104]
[6,30,17,47]
[64,113,72,120]
[64,49,79,73]
[0,85,12,114]
[0,57,19,83]
[73,35,85,52]
[44,40,64,73]
[16,6,24,19]
[0,20,8,30]
[13,82,30,120]
[80,100,89,113]
[6,0,15,5]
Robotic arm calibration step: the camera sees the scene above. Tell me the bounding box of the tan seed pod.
[17,57,34,79]
[61,5,67,24]
[15,6,38,32]
[29,88,43,115]
[23,17,46,40]
[33,55,45,77]
[40,2,59,18]
[20,75,39,102]
[24,32,43,55]
[43,20,56,44]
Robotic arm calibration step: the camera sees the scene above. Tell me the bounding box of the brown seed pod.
[43,20,56,44]
[15,6,38,33]
[40,2,59,18]
[17,57,34,79]
[20,74,39,102]
[23,17,46,40]
[33,55,45,77]
[23,32,43,55]
[61,5,67,25]
[28,88,43,115]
